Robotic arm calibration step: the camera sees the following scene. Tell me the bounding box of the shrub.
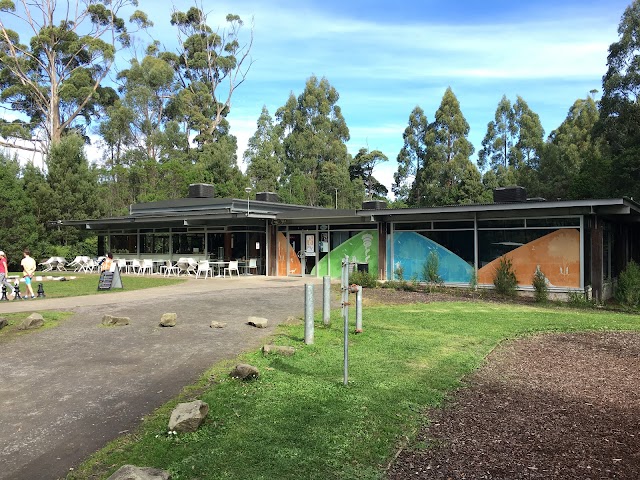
[394,264,404,282]
[615,260,640,308]
[468,266,478,291]
[532,267,549,303]
[422,251,443,285]
[493,257,517,296]
[567,290,596,308]
[349,270,378,288]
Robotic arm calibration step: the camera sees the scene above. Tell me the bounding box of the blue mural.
[387,231,473,283]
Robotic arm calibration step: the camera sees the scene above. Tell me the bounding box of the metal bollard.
[304,283,314,344]
[355,285,363,333]
[323,275,331,326]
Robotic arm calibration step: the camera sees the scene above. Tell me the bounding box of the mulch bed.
[386,331,640,479]
[360,288,640,479]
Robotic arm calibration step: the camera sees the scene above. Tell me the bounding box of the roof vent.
[255,192,280,203]
[188,183,215,198]
[362,199,387,210]
[493,186,527,203]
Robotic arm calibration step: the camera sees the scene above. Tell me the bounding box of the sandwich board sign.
[98,267,124,290]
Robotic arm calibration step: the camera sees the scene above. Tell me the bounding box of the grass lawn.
[69,302,640,480]
[4,272,184,299]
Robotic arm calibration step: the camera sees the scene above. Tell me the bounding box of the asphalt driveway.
[0,276,326,480]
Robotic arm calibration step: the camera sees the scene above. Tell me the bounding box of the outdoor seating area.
[38,255,262,279]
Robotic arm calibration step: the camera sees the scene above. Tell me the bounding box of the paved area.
[0,276,327,480]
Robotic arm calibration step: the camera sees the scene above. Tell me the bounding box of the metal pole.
[355,285,363,333]
[304,283,314,344]
[342,255,349,385]
[323,275,331,326]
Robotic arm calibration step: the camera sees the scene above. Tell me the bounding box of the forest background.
[1,0,639,268]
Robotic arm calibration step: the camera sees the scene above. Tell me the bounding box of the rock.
[283,315,300,325]
[107,464,171,480]
[168,400,209,433]
[17,313,44,330]
[247,316,268,328]
[230,363,259,380]
[210,321,227,328]
[0,317,8,329]
[159,313,177,327]
[102,314,130,326]
[262,344,295,356]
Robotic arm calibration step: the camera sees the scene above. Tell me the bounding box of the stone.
[159,313,177,327]
[17,313,44,330]
[230,363,259,380]
[283,315,300,325]
[107,464,171,480]
[262,344,295,356]
[168,400,209,433]
[102,314,130,326]
[210,321,227,328]
[0,317,8,329]
[247,316,268,328]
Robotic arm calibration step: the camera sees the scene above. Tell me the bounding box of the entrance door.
[287,231,317,276]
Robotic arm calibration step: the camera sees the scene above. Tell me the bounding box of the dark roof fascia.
[362,198,640,221]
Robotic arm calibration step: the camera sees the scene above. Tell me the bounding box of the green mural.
[311,231,378,278]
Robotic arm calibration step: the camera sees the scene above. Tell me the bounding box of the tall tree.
[417,87,484,205]
[349,148,388,199]
[392,106,429,204]
[276,75,361,207]
[0,0,150,153]
[598,0,640,199]
[478,95,516,172]
[166,7,253,147]
[244,106,284,193]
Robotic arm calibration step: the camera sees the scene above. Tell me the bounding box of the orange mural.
[478,229,580,287]
[276,232,301,276]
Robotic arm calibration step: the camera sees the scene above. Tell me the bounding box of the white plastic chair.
[195,260,212,279]
[243,258,258,275]
[186,258,198,276]
[160,260,180,276]
[130,259,141,274]
[39,257,55,272]
[80,259,97,273]
[55,257,68,271]
[115,259,128,272]
[138,259,153,275]
[223,260,240,278]
[68,256,82,270]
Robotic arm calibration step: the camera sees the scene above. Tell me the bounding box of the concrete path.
[0,276,327,480]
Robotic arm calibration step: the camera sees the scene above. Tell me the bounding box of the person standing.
[20,248,37,299]
[100,252,113,272]
[0,251,14,299]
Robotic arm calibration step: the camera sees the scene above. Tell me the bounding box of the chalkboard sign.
[98,268,123,290]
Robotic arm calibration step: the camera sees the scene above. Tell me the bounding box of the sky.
[1,0,633,196]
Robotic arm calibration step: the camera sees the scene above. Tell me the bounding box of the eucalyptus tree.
[417,87,483,205]
[244,106,284,193]
[598,0,640,199]
[275,75,361,207]
[349,148,388,199]
[0,0,150,153]
[392,106,429,205]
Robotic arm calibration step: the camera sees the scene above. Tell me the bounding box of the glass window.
[433,220,474,230]
[478,219,525,229]
[603,224,611,280]
[110,234,137,254]
[395,222,432,231]
[140,234,170,254]
[173,233,204,255]
[526,217,580,228]
[423,231,474,264]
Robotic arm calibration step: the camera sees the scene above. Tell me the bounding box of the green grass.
[0,311,74,339]
[5,272,184,299]
[69,302,640,480]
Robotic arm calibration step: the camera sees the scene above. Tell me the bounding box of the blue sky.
[2,0,632,195]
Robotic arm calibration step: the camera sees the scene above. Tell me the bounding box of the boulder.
[107,464,171,480]
[230,363,259,381]
[0,317,8,329]
[17,313,44,330]
[247,316,268,328]
[102,314,130,326]
[210,321,227,328]
[262,344,295,356]
[159,313,177,327]
[168,400,209,433]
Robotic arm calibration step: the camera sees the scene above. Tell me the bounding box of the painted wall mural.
[311,231,378,278]
[477,229,580,287]
[387,231,473,283]
[276,232,301,276]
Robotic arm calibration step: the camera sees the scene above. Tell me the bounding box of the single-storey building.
[54,185,640,301]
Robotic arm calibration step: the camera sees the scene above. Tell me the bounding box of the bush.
[394,264,404,282]
[468,266,478,291]
[532,267,549,303]
[349,270,378,288]
[493,257,517,296]
[615,260,640,308]
[567,290,596,308]
[422,251,443,285]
